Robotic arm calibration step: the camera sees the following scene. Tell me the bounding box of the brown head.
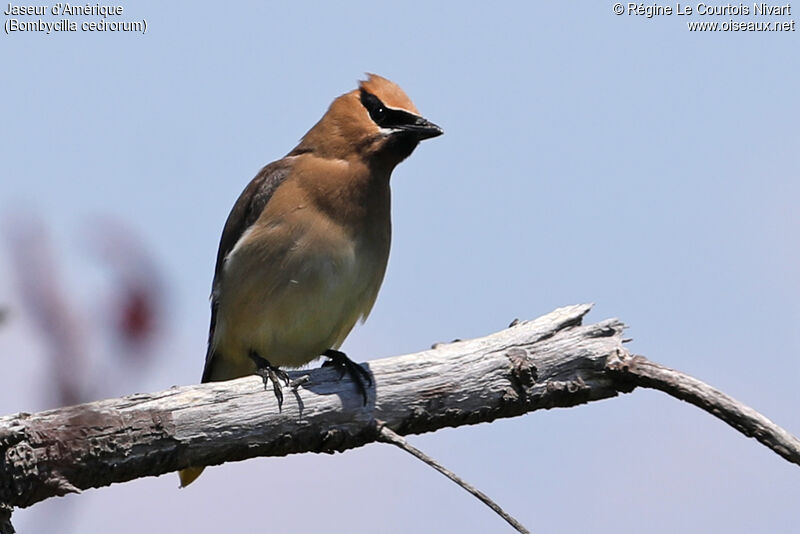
[292,74,443,168]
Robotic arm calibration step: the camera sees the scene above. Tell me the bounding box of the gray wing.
[201,160,292,382]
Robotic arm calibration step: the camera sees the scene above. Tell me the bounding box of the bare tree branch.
[0,304,797,532]
[605,351,800,466]
[377,424,531,534]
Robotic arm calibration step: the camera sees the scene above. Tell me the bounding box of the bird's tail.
[178,466,206,487]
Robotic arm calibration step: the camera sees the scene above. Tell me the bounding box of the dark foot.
[249,351,290,411]
[322,349,372,405]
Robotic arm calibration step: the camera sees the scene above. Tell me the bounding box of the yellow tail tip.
[178,466,205,488]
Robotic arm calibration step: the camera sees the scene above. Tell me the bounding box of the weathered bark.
[0,303,797,521]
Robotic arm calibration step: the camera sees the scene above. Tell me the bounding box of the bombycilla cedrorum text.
[179,74,442,486]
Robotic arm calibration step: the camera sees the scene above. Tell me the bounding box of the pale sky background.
[1,2,799,533]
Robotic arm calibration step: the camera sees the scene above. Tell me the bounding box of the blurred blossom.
[3,213,169,407]
[85,216,166,363]
[4,213,87,407]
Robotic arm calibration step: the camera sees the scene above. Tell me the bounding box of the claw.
[249,351,290,411]
[323,349,372,405]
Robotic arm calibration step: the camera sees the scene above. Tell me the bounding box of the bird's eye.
[360,90,389,126]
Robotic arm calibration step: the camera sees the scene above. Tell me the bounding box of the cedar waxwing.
[178,74,442,487]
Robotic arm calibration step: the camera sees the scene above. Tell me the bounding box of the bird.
[178,74,442,487]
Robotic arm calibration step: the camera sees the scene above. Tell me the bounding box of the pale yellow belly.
[209,225,386,379]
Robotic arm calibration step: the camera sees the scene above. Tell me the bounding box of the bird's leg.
[249,351,290,411]
[322,349,372,405]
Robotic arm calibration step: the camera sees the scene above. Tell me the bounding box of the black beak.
[398,116,444,141]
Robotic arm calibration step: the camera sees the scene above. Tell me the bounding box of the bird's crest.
[358,73,419,115]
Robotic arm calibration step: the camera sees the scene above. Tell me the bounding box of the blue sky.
[1,2,798,532]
